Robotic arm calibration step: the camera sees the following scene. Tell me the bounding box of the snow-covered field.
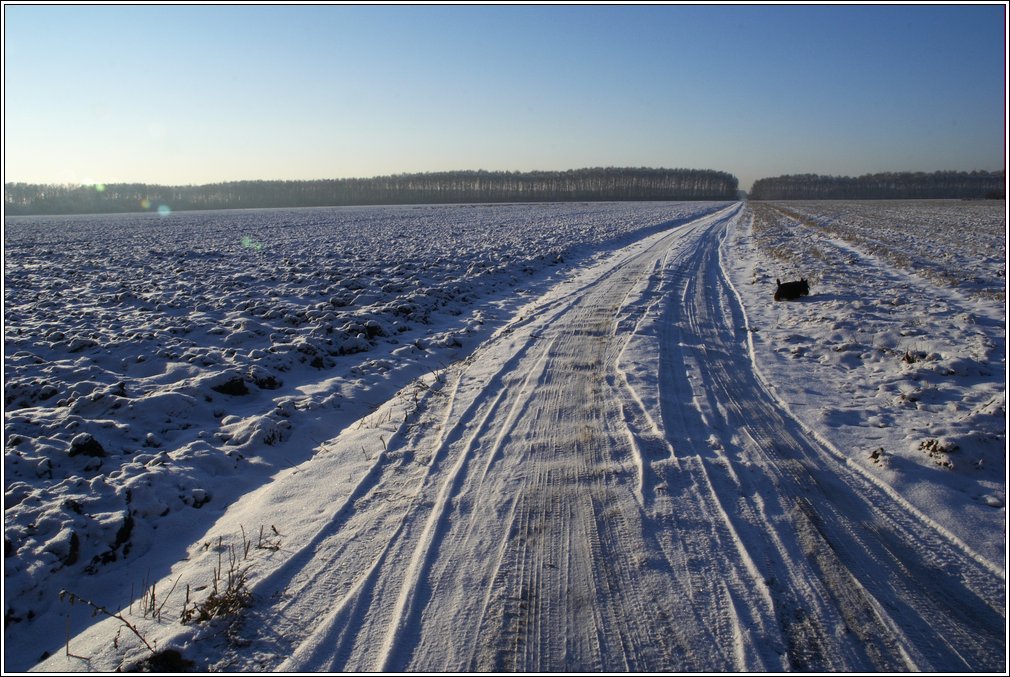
[5,200,1005,672]
[763,200,1005,301]
[3,201,724,670]
[737,201,1005,555]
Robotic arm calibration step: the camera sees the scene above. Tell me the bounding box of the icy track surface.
[12,202,1006,671]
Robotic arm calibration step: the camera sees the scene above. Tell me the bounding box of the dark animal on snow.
[774,278,809,301]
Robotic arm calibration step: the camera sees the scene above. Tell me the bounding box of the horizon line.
[4,166,1005,191]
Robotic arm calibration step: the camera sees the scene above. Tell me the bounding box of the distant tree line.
[3,167,738,215]
[749,170,1005,200]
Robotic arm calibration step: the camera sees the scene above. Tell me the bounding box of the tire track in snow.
[659,222,865,669]
[424,281,635,670]
[254,293,578,670]
[373,332,563,670]
[216,213,688,671]
[359,205,760,671]
[651,213,1005,671]
[256,215,708,671]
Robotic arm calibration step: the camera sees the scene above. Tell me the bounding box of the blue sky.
[4,4,1005,191]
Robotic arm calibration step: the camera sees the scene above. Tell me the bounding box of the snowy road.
[35,204,1005,671]
[228,204,1003,672]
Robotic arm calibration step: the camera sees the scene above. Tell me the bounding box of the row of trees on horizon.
[4,168,1004,216]
[749,170,1004,201]
[3,168,738,216]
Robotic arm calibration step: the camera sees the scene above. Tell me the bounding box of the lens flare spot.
[94,183,106,192]
[157,204,172,217]
[241,236,264,251]
[140,198,151,210]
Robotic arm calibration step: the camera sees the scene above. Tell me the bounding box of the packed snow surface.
[5,200,1005,671]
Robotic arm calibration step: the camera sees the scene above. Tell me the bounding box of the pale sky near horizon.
[4,3,1006,191]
